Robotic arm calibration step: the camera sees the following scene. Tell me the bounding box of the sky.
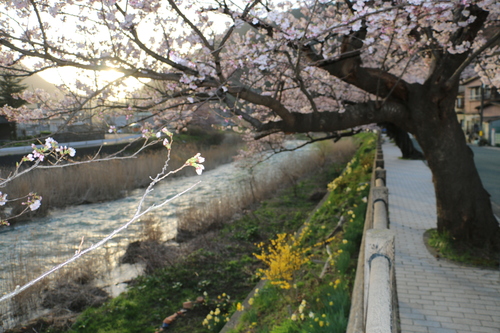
[21,0,233,90]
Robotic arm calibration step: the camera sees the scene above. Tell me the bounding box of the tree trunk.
[409,86,499,249]
[382,122,424,160]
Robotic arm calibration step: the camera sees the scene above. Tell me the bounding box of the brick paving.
[383,141,500,333]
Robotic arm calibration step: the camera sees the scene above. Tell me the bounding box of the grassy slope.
[225,133,375,333]
[39,134,375,333]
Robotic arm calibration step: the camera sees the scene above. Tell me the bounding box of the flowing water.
[0,142,326,330]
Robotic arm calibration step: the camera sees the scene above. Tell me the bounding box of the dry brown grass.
[176,138,357,240]
[5,247,49,320]
[1,134,242,220]
[1,243,112,331]
[41,257,109,313]
[1,241,103,324]
[119,216,181,273]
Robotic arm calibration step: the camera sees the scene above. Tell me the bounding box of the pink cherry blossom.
[0,192,7,206]
[195,164,205,175]
[29,199,41,211]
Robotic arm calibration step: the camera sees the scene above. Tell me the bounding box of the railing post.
[372,186,389,229]
[364,229,396,333]
[375,167,386,187]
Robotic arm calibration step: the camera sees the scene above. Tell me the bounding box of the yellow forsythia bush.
[254,233,311,289]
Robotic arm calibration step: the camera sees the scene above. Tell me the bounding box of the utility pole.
[480,83,484,136]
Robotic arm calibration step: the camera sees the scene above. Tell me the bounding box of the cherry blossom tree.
[1,0,499,249]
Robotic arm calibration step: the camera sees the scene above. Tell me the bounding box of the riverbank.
[3,133,374,333]
[1,136,360,332]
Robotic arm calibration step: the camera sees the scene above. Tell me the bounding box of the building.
[455,76,500,145]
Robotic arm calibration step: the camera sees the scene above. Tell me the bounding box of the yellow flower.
[329,301,334,306]
[319,321,325,327]
[214,308,221,315]
[236,302,244,311]
[322,314,326,318]
[206,314,213,320]
[342,239,348,244]
[291,314,297,321]
[335,279,341,285]
[254,233,311,290]
[338,249,343,254]
[248,298,254,305]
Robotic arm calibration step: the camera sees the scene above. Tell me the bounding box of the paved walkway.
[383,141,500,333]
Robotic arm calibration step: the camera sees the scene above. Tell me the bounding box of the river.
[0,141,327,330]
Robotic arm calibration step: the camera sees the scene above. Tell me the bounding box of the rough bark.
[381,123,424,160]
[409,84,499,249]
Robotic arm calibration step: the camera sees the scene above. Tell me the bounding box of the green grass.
[226,133,375,333]
[426,229,499,268]
[68,249,254,333]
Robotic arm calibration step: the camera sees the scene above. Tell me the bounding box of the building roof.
[461,76,480,85]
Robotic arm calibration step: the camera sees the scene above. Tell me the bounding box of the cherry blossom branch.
[0,181,201,303]
[257,101,408,136]
[0,130,188,227]
[446,29,500,89]
[167,0,214,52]
[0,131,206,302]
[28,0,49,54]
[113,3,198,76]
[279,49,320,114]
[222,93,263,130]
[226,86,295,127]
